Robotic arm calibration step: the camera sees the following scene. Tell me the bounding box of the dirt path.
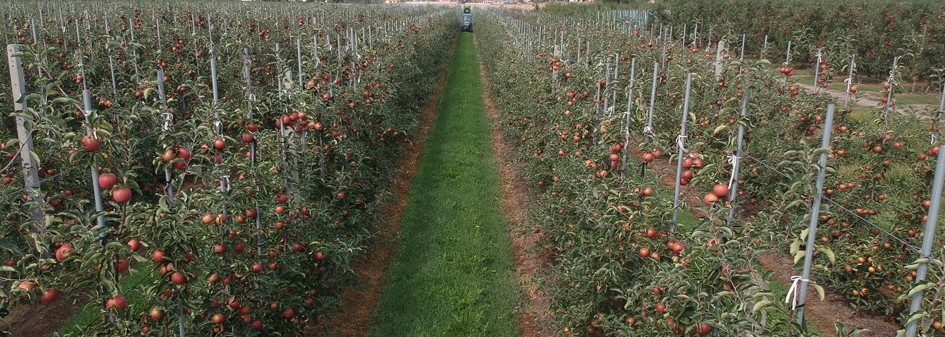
[311,42,453,337]
[795,81,934,120]
[626,144,899,336]
[758,253,899,336]
[0,295,76,336]
[477,41,555,337]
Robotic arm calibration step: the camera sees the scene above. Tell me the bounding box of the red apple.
[128,239,141,252]
[116,259,129,273]
[98,173,118,190]
[55,243,74,262]
[40,288,59,303]
[112,187,132,203]
[106,295,127,309]
[150,308,165,320]
[152,249,165,263]
[177,147,191,160]
[170,271,186,285]
[82,136,101,152]
[712,183,729,198]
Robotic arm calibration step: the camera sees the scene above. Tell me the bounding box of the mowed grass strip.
[369,33,518,337]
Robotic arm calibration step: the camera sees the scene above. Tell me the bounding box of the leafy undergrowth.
[370,33,519,337]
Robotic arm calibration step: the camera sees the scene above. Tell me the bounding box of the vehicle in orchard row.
[461,5,472,32]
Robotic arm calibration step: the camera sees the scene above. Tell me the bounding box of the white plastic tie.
[161,112,173,131]
[675,135,688,154]
[727,155,740,189]
[784,276,809,311]
[931,133,938,145]
[642,126,653,135]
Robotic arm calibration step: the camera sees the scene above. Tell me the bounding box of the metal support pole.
[795,104,836,326]
[621,57,636,175]
[762,35,768,58]
[937,78,945,122]
[296,38,303,87]
[611,53,619,117]
[843,54,856,110]
[812,49,822,94]
[726,92,748,226]
[904,144,945,337]
[645,62,659,133]
[783,41,792,90]
[737,34,745,74]
[670,73,693,231]
[882,57,898,131]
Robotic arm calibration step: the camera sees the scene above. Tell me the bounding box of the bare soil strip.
[0,295,75,336]
[625,145,899,336]
[477,41,556,337]
[312,42,453,337]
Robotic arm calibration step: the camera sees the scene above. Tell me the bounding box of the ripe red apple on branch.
[98,173,118,190]
[40,288,59,303]
[81,136,101,152]
[112,187,132,203]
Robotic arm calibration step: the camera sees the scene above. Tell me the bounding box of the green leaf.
[30,150,41,167]
[813,283,825,301]
[811,147,830,156]
[905,312,924,325]
[51,97,78,105]
[159,197,170,212]
[716,291,735,297]
[105,242,125,252]
[819,246,836,263]
[906,283,929,297]
[752,299,771,313]
[712,124,729,135]
[847,327,869,337]
[793,250,805,265]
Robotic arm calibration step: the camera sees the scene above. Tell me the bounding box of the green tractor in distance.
[461,5,472,32]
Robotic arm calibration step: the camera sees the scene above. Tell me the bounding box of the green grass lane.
[369,33,519,337]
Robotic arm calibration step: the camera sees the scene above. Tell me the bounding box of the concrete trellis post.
[6,44,45,234]
[714,40,725,81]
